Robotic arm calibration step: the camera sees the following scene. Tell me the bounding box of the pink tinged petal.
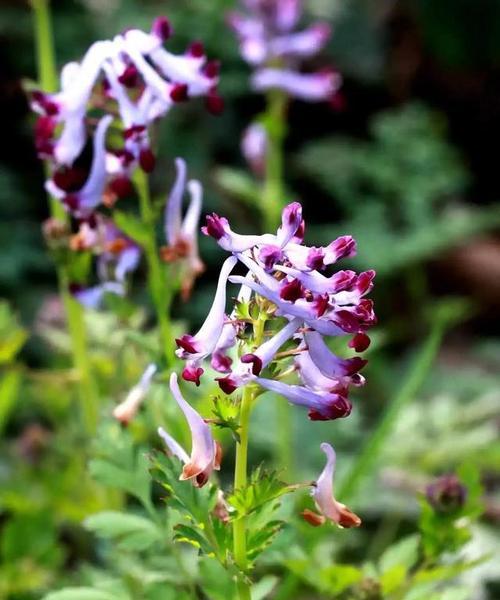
[202,213,275,252]
[241,123,268,175]
[165,158,187,245]
[275,266,356,295]
[151,16,173,42]
[120,38,172,99]
[76,115,113,213]
[324,235,357,264]
[182,180,203,241]
[158,426,190,464]
[277,202,303,247]
[313,443,361,528]
[304,331,367,378]
[113,363,157,424]
[269,24,331,58]
[259,245,284,271]
[252,68,341,102]
[169,373,215,482]
[254,377,351,420]
[280,278,306,302]
[176,257,237,359]
[211,321,238,373]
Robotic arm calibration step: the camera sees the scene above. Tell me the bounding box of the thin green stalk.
[134,169,175,366]
[261,89,287,231]
[32,0,98,433]
[233,384,253,600]
[338,315,448,500]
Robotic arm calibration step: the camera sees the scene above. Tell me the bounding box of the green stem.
[261,89,287,231]
[32,0,98,433]
[233,384,253,600]
[134,169,175,367]
[338,315,448,500]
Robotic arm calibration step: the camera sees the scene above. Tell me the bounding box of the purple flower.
[241,123,268,176]
[229,0,341,104]
[303,443,361,528]
[158,373,221,487]
[32,17,223,214]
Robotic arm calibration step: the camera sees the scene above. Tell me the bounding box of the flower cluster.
[175,201,376,421]
[32,17,222,218]
[228,0,340,103]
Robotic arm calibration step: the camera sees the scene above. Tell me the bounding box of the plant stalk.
[233,384,253,600]
[32,0,99,433]
[134,169,175,367]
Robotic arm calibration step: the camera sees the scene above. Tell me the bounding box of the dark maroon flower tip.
[216,376,238,395]
[241,353,263,376]
[68,282,83,295]
[175,335,199,354]
[139,148,156,173]
[202,213,226,240]
[205,91,224,116]
[313,293,330,317]
[32,91,59,116]
[80,212,98,229]
[170,83,189,102]
[329,91,346,112]
[203,60,220,79]
[348,333,371,353]
[182,365,204,386]
[309,396,352,421]
[188,41,205,57]
[115,148,135,166]
[62,194,80,212]
[426,474,467,514]
[110,176,133,198]
[356,270,376,295]
[344,357,368,376]
[53,166,88,193]
[118,64,140,88]
[152,16,173,41]
[332,235,357,260]
[280,278,305,303]
[123,124,146,140]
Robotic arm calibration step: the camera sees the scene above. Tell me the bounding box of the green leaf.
[113,210,149,246]
[214,167,261,207]
[227,466,294,518]
[380,564,407,595]
[379,534,420,574]
[211,395,240,442]
[319,564,364,595]
[43,589,125,600]
[84,511,162,551]
[247,519,285,561]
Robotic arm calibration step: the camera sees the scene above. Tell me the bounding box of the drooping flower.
[302,443,361,528]
[160,158,205,299]
[158,373,221,487]
[113,364,157,424]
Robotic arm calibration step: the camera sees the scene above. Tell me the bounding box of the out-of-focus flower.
[228,0,340,104]
[302,443,361,528]
[426,474,467,514]
[113,364,157,424]
[177,201,375,422]
[31,17,222,216]
[158,373,221,487]
[160,158,205,299]
[241,123,268,176]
